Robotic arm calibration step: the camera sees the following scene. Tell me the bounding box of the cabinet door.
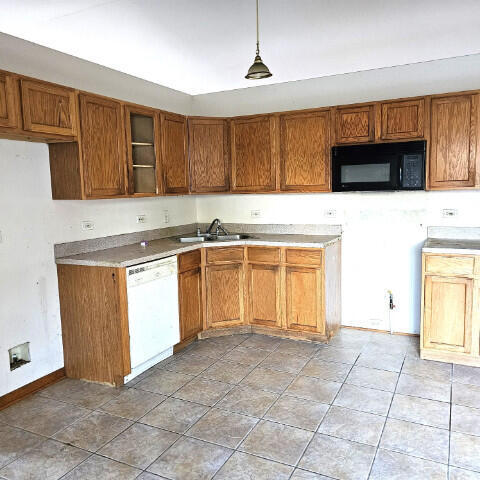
[79,94,127,198]
[429,94,478,189]
[178,267,203,341]
[280,110,331,192]
[21,79,77,136]
[285,266,324,334]
[248,263,281,328]
[0,72,19,129]
[379,99,425,140]
[188,118,229,193]
[423,275,473,353]
[335,105,375,144]
[230,115,276,192]
[205,263,244,328]
[161,113,188,194]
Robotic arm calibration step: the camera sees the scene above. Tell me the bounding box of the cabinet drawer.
[424,255,474,276]
[247,247,280,264]
[206,246,244,264]
[285,248,323,266]
[178,249,201,272]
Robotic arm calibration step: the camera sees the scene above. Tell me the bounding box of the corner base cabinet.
[421,253,480,366]
[201,243,341,341]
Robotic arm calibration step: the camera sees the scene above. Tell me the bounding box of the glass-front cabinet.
[125,106,160,195]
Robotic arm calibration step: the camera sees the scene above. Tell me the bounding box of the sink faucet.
[206,218,229,236]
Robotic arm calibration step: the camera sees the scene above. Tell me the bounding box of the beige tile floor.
[1,329,480,479]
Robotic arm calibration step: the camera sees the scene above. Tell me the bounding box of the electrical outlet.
[0,230,3,243]
[442,208,458,218]
[163,210,170,224]
[81,221,94,231]
[136,214,147,224]
[251,210,262,219]
[324,209,336,218]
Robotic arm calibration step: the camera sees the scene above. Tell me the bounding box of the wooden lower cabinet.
[285,266,324,334]
[178,251,203,341]
[421,254,480,366]
[205,263,245,328]
[247,263,282,328]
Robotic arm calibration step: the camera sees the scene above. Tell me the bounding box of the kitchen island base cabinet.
[421,254,480,367]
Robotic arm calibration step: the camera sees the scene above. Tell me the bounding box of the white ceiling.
[0,0,479,95]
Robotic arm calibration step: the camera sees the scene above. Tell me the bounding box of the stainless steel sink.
[178,234,250,243]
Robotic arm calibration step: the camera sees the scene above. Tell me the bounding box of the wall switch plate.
[81,221,94,231]
[324,209,336,218]
[442,209,458,218]
[0,230,3,243]
[251,210,262,219]
[163,210,170,224]
[136,214,147,224]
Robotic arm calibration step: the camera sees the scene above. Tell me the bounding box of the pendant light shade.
[245,0,272,79]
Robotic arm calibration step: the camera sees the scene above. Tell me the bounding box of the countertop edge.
[55,236,342,268]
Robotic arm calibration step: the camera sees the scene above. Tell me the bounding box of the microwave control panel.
[401,154,424,189]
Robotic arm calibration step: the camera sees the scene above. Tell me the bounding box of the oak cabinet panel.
[280,110,331,192]
[285,266,324,334]
[247,246,280,264]
[0,72,19,129]
[205,263,245,328]
[335,105,375,144]
[285,248,323,267]
[425,255,474,277]
[379,99,425,140]
[178,266,203,341]
[206,246,244,264]
[247,263,282,328]
[423,275,472,354]
[429,94,478,189]
[79,94,127,198]
[21,80,77,136]
[230,115,276,192]
[188,118,229,193]
[161,112,188,194]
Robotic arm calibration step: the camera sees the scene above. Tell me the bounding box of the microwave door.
[334,159,399,191]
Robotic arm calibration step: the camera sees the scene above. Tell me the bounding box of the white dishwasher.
[124,256,179,383]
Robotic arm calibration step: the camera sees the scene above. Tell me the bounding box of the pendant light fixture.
[245,0,272,79]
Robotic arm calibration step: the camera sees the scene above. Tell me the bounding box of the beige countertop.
[55,233,341,268]
[423,238,480,255]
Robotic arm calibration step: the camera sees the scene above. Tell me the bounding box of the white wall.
[196,191,480,335]
[0,33,193,115]
[191,53,480,116]
[0,140,196,397]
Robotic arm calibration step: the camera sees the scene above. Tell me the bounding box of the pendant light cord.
[256,0,260,55]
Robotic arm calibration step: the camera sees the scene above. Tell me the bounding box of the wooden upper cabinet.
[188,118,229,193]
[335,104,375,144]
[378,99,425,140]
[280,110,331,192]
[429,94,478,189]
[0,72,19,129]
[161,112,188,194]
[79,94,127,198]
[125,105,161,195]
[21,79,77,137]
[423,275,473,354]
[230,115,276,192]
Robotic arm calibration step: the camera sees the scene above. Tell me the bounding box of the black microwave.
[332,140,426,192]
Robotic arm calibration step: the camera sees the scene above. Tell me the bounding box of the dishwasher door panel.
[127,272,179,369]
